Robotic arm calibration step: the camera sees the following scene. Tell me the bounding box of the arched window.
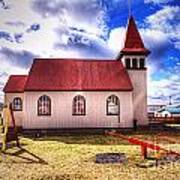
[12,97,23,111]
[107,95,120,115]
[72,95,86,115]
[38,95,51,116]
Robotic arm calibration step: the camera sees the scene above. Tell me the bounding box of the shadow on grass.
[21,129,180,146]
[0,142,28,149]
[25,134,135,146]
[1,147,48,165]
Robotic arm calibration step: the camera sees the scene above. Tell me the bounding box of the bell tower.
[119,16,150,126]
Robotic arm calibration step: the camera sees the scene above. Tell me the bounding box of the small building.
[3,16,150,130]
[148,104,165,118]
[155,104,180,118]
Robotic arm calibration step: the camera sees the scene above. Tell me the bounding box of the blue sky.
[0,0,179,104]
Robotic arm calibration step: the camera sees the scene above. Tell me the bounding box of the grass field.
[0,131,180,180]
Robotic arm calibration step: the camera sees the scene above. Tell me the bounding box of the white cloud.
[0,0,114,102]
[145,0,174,4]
[107,27,126,53]
[141,6,180,103]
[0,60,28,102]
[140,29,169,48]
[147,54,180,104]
[32,0,108,37]
[143,6,180,104]
[57,27,115,59]
[0,0,110,57]
[0,61,27,80]
[148,72,180,104]
[0,47,36,68]
[0,1,112,59]
[140,28,170,70]
[107,25,170,63]
[0,1,62,56]
[145,6,180,49]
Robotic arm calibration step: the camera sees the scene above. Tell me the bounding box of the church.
[3,16,150,129]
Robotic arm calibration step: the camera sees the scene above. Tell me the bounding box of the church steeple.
[121,16,150,56]
[119,16,150,126]
[119,16,150,70]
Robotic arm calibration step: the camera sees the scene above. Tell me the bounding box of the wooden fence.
[149,117,180,123]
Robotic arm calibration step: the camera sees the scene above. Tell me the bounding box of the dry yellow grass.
[0,132,180,180]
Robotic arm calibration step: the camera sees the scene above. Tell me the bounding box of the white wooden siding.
[4,93,24,127]
[23,91,134,129]
[127,70,148,125]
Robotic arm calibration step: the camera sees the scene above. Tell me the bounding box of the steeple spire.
[121,16,150,56]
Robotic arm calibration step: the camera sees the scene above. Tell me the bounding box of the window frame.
[37,95,51,116]
[106,95,120,116]
[12,97,23,111]
[72,95,86,116]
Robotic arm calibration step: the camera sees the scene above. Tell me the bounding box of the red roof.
[121,16,150,55]
[25,59,133,91]
[3,75,28,93]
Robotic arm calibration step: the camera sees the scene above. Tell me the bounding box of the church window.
[107,95,120,115]
[12,97,23,111]
[125,58,131,69]
[72,95,86,115]
[38,95,51,116]
[132,58,138,69]
[140,58,145,69]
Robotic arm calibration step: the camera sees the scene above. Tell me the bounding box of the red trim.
[121,49,150,56]
[24,89,133,92]
[127,68,147,71]
[5,90,25,93]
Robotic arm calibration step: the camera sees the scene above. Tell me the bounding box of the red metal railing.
[105,131,180,159]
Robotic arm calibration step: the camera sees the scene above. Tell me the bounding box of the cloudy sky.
[0,0,179,104]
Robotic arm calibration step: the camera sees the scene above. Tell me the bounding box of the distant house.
[3,16,150,129]
[155,104,180,118]
[148,104,165,118]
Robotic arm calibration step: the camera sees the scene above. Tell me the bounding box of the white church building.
[3,16,150,129]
